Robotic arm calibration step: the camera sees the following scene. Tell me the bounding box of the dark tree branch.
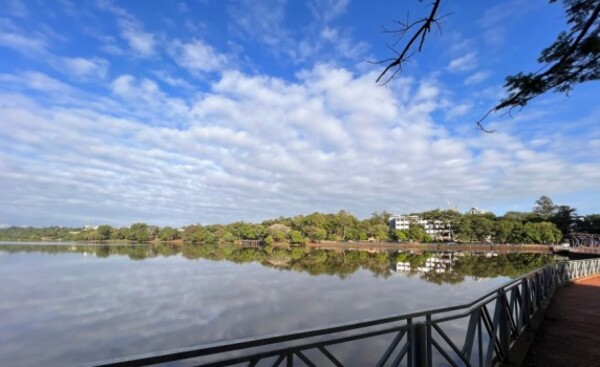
[378,0,600,132]
[376,0,443,83]
[492,2,600,112]
[479,0,600,125]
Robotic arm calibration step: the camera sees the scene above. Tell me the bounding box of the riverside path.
[526,274,600,366]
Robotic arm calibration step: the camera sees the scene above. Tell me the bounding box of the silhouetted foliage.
[378,0,600,130]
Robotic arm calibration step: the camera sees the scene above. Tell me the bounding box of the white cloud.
[0,21,47,54]
[317,26,369,60]
[445,103,473,119]
[120,21,155,57]
[152,71,196,89]
[308,0,350,22]
[96,0,156,57]
[1,65,598,226]
[227,0,364,64]
[229,0,291,48]
[464,71,491,86]
[447,53,478,73]
[110,74,190,126]
[169,39,227,73]
[62,57,109,79]
[0,71,73,92]
[111,75,136,97]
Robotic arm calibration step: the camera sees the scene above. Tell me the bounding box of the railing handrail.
[88,258,600,367]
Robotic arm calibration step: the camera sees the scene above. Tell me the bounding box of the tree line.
[1,196,597,245]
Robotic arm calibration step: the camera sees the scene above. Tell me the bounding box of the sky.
[0,0,599,227]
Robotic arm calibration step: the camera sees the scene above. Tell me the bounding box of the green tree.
[333,210,359,240]
[503,211,542,223]
[538,222,563,244]
[365,211,392,227]
[111,227,130,240]
[407,225,427,242]
[582,214,600,233]
[369,224,390,241]
[533,196,557,219]
[219,231,237,243]
[393,230,409,242]
[551,205,577,235]
[522,222,542,244]
[470,216,495,242]
[304,226,327,242]
[494,220,518,244]
[454,216,475,243]
[266,223,291,242]
[128,223,150,241]
[158,227,179,241]
[288,230,306,245]
[96,225,112,240]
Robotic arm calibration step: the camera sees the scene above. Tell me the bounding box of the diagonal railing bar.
[431,323,470,365]
[87,258,600,367]
[461,309,480,361]
[294,350,316,367]
[503,290,519,340]
[375,330,406,367]
[318,346,343,367]
[513,286,523,331]
[431,338,461,367]
[391,338,410,367]
[480,304,501,366]
[271,354,285,367]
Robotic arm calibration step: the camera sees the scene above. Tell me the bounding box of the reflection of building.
[392,252,457,274]
[388,215,451,240]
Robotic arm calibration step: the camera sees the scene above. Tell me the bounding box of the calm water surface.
[0,243,554,366]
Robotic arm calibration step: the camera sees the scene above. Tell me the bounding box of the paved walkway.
[526,275,600,366]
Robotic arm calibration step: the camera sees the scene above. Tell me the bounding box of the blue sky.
[0,0,598,227]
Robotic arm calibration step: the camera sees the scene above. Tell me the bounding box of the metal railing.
[91,258,600,367]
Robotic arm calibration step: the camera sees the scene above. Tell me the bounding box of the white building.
[466,207,490,215]
[389,214,451,240]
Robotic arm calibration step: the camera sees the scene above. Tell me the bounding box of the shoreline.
[0,239,554,253]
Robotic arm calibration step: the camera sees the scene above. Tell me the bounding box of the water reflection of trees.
[0,243,555,284]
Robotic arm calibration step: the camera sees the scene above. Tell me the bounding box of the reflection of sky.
[0,252,511,366]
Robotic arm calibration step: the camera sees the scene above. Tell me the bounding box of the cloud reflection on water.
[0,248,541,366]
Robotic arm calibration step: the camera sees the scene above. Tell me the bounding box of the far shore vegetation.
[2,197,598,246]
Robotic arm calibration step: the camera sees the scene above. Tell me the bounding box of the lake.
[0,242,556,366]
